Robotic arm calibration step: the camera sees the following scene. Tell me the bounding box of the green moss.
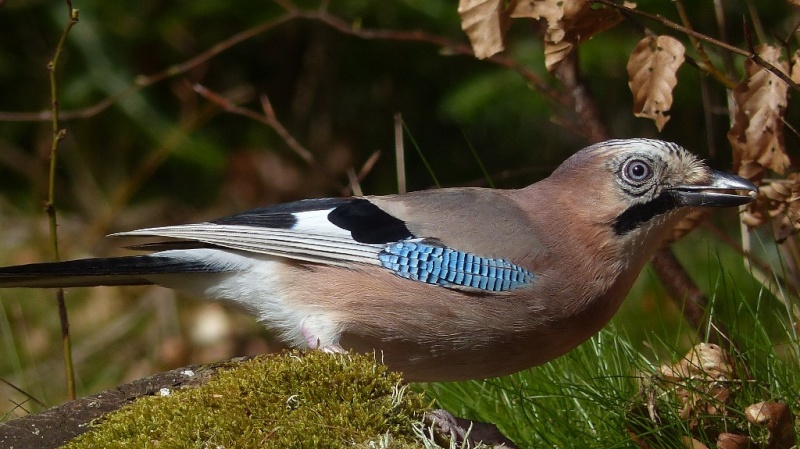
[64,351,431,449]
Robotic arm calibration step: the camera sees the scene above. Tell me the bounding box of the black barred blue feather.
[378,241,534,291]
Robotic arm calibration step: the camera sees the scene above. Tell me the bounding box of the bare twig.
[82,89,226,240]
[0,4,567,123]
[0,13,294,122]
[553,52,610,142]
[357,150,381,183]
[46,0,79,401]
[0,378,45,408]
[712,0,736,78]
[745,0,767,44]
[193,84,346,193]
[592,0,800,92]
[698,77,716,156]
[394,113,406,194]
[673,0,736,89]
[298,9,566,107]
[346,168,362,197]
[343,150,381,197]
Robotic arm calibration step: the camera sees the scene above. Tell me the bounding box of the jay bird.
[0,139,756,381]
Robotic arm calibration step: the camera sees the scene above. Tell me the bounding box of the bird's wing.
[115,194,538,292]
[113,198,391,267]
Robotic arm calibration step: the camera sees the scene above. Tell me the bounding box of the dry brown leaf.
[741,175,800,235]
[681,436,710,449]
[744,401,795,448]
[716,433,751,449]
[510,0,627,71]
[547,1,627,71]
[727,45,791,181]
[627,35,686,131]
[458,0,507,59]
[739,49,799,232]
[509,0,562,24]
[659,343,736,423]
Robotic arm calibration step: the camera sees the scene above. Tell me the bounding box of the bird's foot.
[320,344,346,354]
[300,320,345,353]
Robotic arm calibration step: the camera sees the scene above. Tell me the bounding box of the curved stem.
[46,1,79,401]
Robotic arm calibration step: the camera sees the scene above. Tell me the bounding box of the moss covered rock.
[63,351,430,448]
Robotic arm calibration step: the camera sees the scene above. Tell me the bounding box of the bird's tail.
[0,255,220,288]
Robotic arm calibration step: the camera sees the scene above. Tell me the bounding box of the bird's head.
[522,138,758,320]
[548,139,757,240]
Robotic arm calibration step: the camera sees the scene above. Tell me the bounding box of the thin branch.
[552,52,610,142]
[712,0,736,78]
[673,0,736,89]
[357,150,381,183]
[592,0,800,93]
[82,91,226,240]
[394,113,406,195]
[745,0,767,44]
[297,9,566,107]
[0,378,45,408]
[193,84,346,193]
[0,13,294,122]
[346,168,362,196]
[0,5,567,123]
[45,0,79,401]
[342,149,381,197]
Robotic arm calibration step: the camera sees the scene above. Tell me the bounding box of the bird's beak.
[672,170,758,207]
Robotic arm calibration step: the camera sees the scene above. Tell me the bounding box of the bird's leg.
[300,320,345,353]
[320,344,346,354]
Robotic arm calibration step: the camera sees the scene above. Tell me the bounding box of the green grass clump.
[64,351,430,449]
[425,299,800,448]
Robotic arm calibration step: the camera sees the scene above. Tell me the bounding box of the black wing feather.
[209,197,414,245]
[327,199,413,244]
[212,198,352,228]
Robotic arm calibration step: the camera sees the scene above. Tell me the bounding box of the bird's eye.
[623,159,652,183]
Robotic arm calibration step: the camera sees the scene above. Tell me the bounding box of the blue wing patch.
[378,241,533,292]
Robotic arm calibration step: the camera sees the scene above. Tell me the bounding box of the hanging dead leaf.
[627,35,686,131]
[727,45,791,182]
[509,0,628,71]
[791,50,800,84]
[509,0,563,24]
[548,1,628,71]
[458,0,508,59]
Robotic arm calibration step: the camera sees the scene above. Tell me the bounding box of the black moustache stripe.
[613,192,680,235]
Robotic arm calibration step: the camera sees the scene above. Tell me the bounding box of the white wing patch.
[290,209,353,237]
